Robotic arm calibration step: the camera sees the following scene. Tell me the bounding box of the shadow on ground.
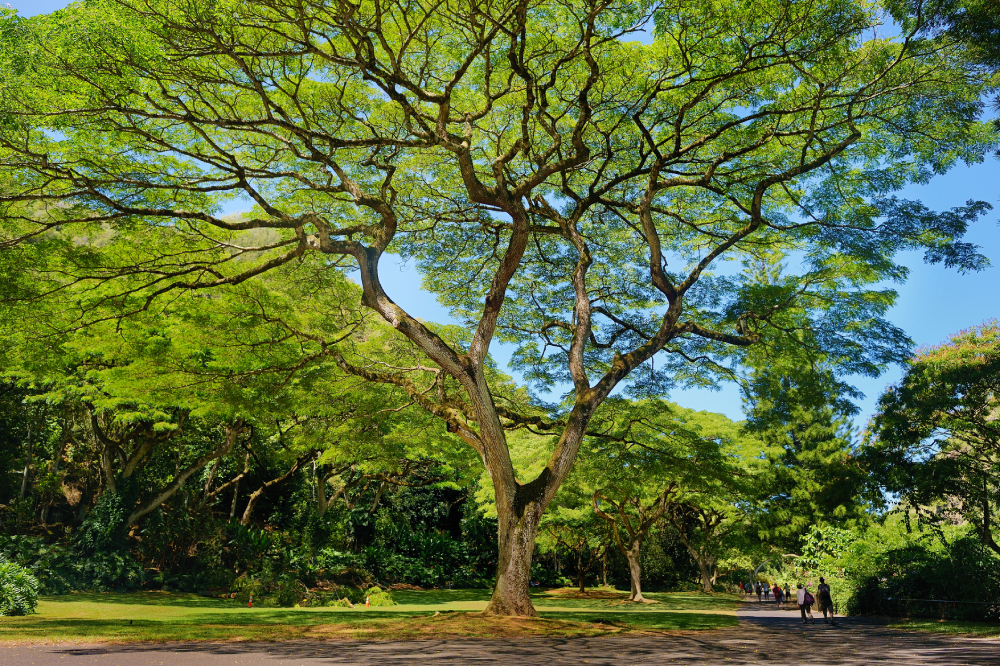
[2,615,997,666]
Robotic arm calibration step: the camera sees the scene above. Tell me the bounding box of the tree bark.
[601,546,608,587]
[19,419,33,500]
[369,480,387,514]
[625,541,644,602]
[230,476,240,520]
[316,469,331,517]
[202,458,220,501]
[695,554,716,594]
[483,499,543,616]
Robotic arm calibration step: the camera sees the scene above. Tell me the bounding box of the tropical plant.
[0,555,39,616]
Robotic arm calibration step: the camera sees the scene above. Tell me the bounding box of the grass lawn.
[886,618,1000,637]
[0,588,740,644]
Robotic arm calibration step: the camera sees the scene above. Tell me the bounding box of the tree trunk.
[601,546,608,587]
[369,480,387,514]
[695,554,716,593]
[483,501,542,616]
[316,470,330,517]
[626,541,644,602]
[229,450,250,519]
[240,451,314,525]
[202,458,220,501]
[19,419,34,500]
[230,477,240,520]
[577,551,586,593]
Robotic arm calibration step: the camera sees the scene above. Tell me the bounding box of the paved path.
[2,608,996,665]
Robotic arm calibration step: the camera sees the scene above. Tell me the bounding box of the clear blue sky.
[13,0,1000,426]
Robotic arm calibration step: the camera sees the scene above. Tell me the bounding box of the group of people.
[739,577,836,625]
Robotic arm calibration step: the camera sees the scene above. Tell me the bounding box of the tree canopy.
[1,0,996,614]
[868,321,1000,555]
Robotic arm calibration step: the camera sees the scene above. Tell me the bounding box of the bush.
[365,586,396,607]
[0,534,144,593]
[778,520,1000,621]
[0,555,39,616]
[843,534,1000,621]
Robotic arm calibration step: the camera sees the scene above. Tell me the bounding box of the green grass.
[886,618,1000,637]
[0,589,739,644]
[390,587,742,612]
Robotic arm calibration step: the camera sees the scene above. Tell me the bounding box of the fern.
[0,555,40,616]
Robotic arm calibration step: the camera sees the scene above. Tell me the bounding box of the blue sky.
[13,0,1000,426]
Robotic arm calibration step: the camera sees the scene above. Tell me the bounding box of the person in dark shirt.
[817,577,835,624]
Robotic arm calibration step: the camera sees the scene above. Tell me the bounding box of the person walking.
[818,577,836,624]
[763,584,770,601]
[755,582,762,602]
[796,583,815,624]
[772,582,782,608]
[784,583,791,601]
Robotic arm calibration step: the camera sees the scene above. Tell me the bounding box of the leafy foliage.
[779,518,1000,621]
[0,0,995,615]
[0,554,39,616]
[867,321,1000,555]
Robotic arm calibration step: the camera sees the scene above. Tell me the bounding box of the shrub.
[0,555,40,616]
[326,597,354,607]
[365,586,396,607]
[776,520,1000,621]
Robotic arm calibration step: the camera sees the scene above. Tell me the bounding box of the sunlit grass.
[0,589,740,644]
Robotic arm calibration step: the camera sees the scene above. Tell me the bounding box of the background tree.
[538,477,607,593]
[662,414,758,593]
[585,399,717,601]
[743,361,869,546]
[1,0,994,614]
[867,321,1000,555]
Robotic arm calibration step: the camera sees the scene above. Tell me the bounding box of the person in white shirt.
[796,583,815,624]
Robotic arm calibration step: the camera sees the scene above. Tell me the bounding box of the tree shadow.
[44,620,1000,665]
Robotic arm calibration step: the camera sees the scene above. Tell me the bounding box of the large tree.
[0,0,993,614]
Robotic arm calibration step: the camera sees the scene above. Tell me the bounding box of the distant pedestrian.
[818,577,836,625]
[772,583,782,608]
[755,583,762,602]
[796,583,815,624]
[763,584,770,601]
[784,583,791,601]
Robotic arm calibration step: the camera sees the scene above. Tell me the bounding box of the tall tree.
[1,0,993,614]
[743,361,869,544]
